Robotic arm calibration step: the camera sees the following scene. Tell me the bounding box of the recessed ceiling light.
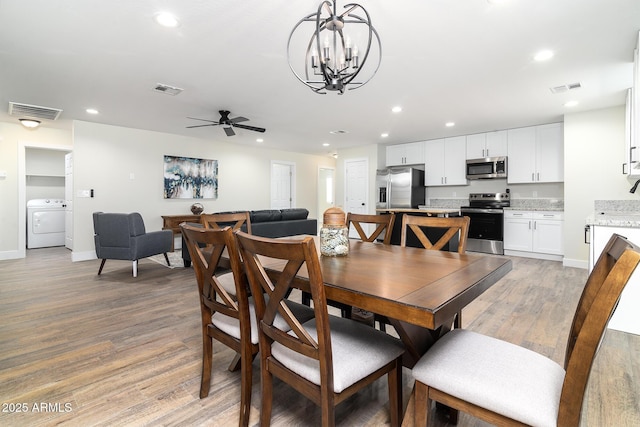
[256,138,264,143]
[445,122,455,127]
[391,106,402,113]
[534,50,554,61]
[154,12,180,28]
[564,100,579,108]
[322,143,330,147]
[86,108,99,114]
[381,133,389,138]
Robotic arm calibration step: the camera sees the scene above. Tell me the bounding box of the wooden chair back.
[235,232,332,376]
[180,223,256,426]
[400,215,470,253]
[346,212,395,244]
[558,234,640,425]
[235,231,404,426]
[201,212,252,234]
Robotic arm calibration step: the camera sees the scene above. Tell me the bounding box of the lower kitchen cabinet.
[504,210,564,260]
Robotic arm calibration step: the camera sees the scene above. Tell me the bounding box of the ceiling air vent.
[153,83,183,96]
[549,82,582,94]
[8,102,62,120]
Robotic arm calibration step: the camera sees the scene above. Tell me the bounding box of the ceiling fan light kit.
[287,0,381,94]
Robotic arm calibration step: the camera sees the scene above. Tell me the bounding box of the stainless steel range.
[460,192,510,255]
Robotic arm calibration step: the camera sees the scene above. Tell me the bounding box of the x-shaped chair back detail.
[346,212,395,245]
[201,212,252,234]
[401,215,470,253]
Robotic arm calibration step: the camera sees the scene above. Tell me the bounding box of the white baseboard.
[0,250,22,261]
[72,250,97,262]
[563,258,588,269]
[504,249,563,262]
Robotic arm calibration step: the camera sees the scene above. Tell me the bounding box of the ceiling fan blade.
[224,127,236,137]
[229,116,249,124]
[186,124,218,128]
[186,117,219,124]
[233,123,266,133]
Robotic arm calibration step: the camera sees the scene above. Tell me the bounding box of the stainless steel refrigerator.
[376,167,425,209]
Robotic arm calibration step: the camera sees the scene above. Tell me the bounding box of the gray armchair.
[93,212,173,277]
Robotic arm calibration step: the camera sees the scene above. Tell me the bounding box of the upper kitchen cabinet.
[507,123,563,184]
[466,130,507,159]
[385,141,424,166]
[424,136,468,186]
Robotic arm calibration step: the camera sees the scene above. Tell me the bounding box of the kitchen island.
[586,200,640,336]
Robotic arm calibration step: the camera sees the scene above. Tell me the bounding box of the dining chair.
[400,214,470,328]
[235,231,406,427]
[201,211,252,287]
[400,214,470,253]
[345,212,396,330]
[181,223,256,426]
[411,233,640,427]
[346,212,395,244]
[201,211,252,233]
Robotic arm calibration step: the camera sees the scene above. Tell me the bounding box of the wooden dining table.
[263,235,512,425]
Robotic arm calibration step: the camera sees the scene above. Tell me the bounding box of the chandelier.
[287,1,381,94]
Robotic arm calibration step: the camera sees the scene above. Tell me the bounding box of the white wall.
[563,105,631,267]
[71,121,335,260]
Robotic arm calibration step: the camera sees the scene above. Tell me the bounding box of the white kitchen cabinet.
[386,141,424,166]
[424,136,468,186]
[588,225,640,335]
[504,210,563,259]
[466,130,507,159]
[507,123,563,184]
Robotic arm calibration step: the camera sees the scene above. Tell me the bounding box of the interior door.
[271,161,295,209]
[345,158,369,238]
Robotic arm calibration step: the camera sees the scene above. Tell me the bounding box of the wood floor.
[1,247,638,426]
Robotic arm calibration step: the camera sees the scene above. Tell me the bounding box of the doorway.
[318,167,335,230]
[18,142,73,259]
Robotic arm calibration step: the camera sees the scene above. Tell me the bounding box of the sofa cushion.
[250,209,282,223]
[280,208,309,221]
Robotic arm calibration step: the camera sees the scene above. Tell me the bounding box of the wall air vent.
[153,83,183,96]
[549,82,582,94]
[8,102,62,120]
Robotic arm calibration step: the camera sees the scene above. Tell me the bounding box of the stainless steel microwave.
[466,156,507,179]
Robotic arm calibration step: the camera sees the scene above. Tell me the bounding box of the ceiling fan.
[186,110,266,137]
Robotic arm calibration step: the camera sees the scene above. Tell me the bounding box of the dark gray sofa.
[181,208,317,267]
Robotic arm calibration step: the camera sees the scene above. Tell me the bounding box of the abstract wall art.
[163,155,218,199]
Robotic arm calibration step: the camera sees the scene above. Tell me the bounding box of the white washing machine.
[27,199,66,248]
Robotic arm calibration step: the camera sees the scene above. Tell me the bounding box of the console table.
[161,214,201,250]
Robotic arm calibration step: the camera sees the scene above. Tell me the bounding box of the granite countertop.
[585,200,640,228]
[376,208,460,215]
[504,199,564,211]
[586,212,640,227]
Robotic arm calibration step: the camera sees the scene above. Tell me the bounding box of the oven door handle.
[460,208,504,214]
